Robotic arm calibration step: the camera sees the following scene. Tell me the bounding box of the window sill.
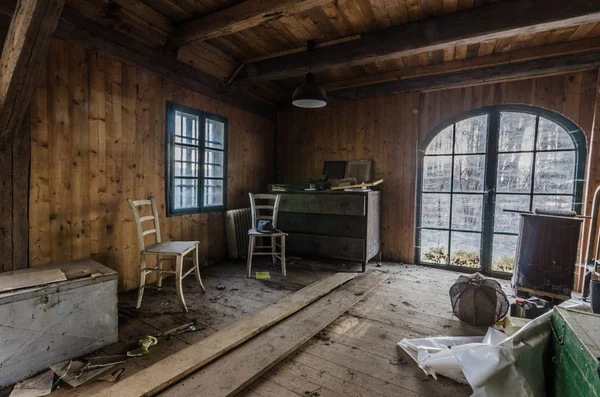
[167,206,227,217]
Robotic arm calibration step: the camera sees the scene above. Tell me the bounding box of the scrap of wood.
[330,179,384,190]
[92,272,357,397]
[8,369,53,397]
[161,271,390,397]
[0,269,66,292]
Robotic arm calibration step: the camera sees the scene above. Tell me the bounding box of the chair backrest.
[249,193,281,228]
[128,195,162,251]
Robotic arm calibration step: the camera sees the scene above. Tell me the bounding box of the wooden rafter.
[169,0,332,47]
[0,0,65,147]
[326,51,600,103]
[0,5,275,119]
[239,0,600,83]
[323,36,600,92]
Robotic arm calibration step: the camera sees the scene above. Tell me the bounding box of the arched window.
[417,105,586,275]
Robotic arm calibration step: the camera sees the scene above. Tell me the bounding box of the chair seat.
[248,228,288,237]
[144,241,197,255]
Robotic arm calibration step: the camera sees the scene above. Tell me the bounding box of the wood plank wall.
[28,38,275,291]
[0,26,30,272]
[277,70,600,267]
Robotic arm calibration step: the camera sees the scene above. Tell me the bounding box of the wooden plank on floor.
[92,272,357,397]
[161,271,390,397]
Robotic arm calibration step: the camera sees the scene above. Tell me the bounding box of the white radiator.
[225,207,252,259]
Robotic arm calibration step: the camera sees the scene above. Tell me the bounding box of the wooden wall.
[278,70,600,266]
[28,39,275,291]
[0,26,29,272]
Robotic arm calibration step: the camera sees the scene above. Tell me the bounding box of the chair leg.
[271,236,276,265]
[136,254,147,309]
[175,254,188,312]
[193,244,206,292]
[157,254,163,288]
[281,236,286,277]
[247,235,255,278]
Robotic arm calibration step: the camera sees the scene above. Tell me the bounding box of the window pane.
[532,195,573,212]
[175,111,199,145]
[421,193,450,228]
[537,117,574,150]
[174,178,198,209]
[453,155,485,192]
[494,194,529,233]
[534,151,576,194]
[206,119,225,149]
[204,179,224,207]
[425,125,453,155]
[454,115,488,154]
[450,232,481,268]
[452,194,483,231]
[499,112,536,152]
[496,153,533,193]
[423,156,452,191]
[204,149,224,178]
[174,146,199,177]
[420,229,448,264]
[492,234,518,273]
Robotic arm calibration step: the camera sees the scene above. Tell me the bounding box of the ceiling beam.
[239,0,600,83]
[326,51,600,103]
[169,0,332,47]
[323,36,600,92]
[0,5,275,119]
[0,0,65,147]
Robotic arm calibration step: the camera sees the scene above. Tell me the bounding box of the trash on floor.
[397,302,590,397]
[127,335,158,357]
[9,370,54,397]
[449,272,509,326]
[216,283,226,290]
[494,316,531,336]
[510,297,550,319]
[83,355,127,369]
[157,322,201,337]
[256,272,270,280]
[98,368,125,382]
[50,359,114,388]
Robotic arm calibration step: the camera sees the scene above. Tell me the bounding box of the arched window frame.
[416,104,587,276]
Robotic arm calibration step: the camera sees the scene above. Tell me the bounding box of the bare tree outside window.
[418,107,584,274]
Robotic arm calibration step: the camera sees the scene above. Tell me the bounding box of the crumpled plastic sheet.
[397,302,590,397]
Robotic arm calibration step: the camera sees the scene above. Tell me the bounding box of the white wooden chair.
[247,193,287,278]
[128,196,205,312]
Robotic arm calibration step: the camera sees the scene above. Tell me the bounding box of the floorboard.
[31,259,510,397]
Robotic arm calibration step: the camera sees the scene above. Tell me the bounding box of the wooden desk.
[277,191,381,271]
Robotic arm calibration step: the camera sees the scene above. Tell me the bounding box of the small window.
[166,102,227,216]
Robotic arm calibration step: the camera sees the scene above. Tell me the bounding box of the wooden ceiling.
[4,0,600,108]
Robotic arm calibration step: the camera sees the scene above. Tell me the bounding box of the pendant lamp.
[292,41,327,108]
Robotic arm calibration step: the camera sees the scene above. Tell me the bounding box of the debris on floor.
[157,322,200,337]
[398,302,591,397]
[216,283,226,291]
[9,370,53,397]
[255,272,270,280]
[98,369,124,383]
[127,335,158,357]
[84,355,127,370]
[50,360,114,388]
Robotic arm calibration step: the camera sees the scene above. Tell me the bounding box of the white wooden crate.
[0,259,118,387]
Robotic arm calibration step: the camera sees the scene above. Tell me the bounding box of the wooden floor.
[41,259,512,397]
